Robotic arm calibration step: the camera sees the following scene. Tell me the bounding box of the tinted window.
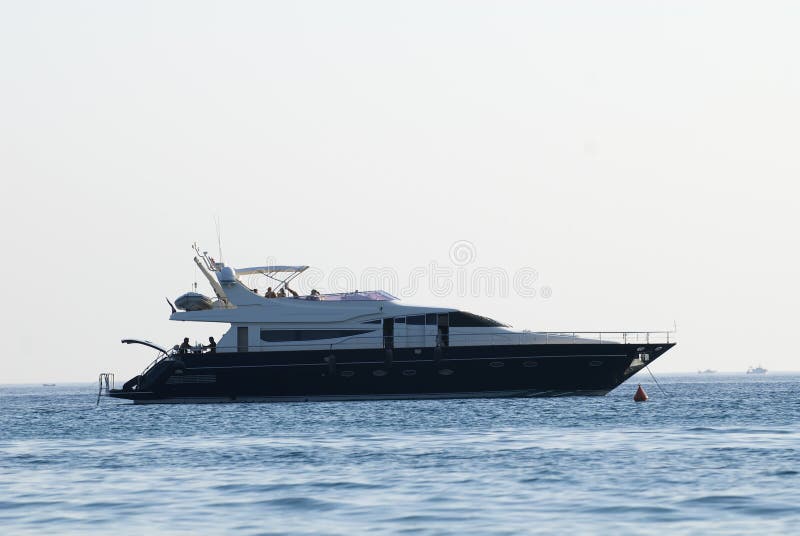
[448,311,506,327]
[362,319,382,324]
[395,317,406,324]
[425,313,437,325]
[407,315,425,325]
[260,329,373,342]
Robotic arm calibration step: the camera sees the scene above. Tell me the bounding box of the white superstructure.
[170,246,661,355]
[172,247,531,353]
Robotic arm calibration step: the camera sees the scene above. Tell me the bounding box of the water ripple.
[1,376,800,534]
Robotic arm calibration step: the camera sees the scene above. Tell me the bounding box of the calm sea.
[1,374,798,535]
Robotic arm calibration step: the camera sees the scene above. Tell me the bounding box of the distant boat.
[697,369,716,374]
[746,365,767,375]
[42,383,56,387]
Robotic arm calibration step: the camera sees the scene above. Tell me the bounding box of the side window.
[448,311,506,327]
[260,329,373,342]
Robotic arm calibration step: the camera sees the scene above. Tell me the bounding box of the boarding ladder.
[96,373,115,405]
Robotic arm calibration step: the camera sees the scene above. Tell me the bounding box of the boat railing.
[330,330,674,349]
[139,349,176,378]
[177,330,673,355]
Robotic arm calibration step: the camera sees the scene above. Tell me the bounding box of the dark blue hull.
[109,343,674,403]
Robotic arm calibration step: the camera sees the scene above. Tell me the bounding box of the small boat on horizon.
[746,365,767,375]
[42,383,56,387]
[697,369,716,374]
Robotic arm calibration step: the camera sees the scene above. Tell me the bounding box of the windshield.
[303,290,397,301]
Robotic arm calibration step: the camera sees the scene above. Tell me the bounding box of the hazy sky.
[2,1,799,382]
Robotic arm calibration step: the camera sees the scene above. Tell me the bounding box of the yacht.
[104,246,676,403]
[746,365,767,374]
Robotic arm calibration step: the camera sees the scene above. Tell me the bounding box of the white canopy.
[235,265,309,275]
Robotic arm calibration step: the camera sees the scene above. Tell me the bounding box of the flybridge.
[194,243,308,290]
[187,244,396,308]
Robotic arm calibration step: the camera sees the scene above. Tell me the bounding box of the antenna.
[214,216,224,263]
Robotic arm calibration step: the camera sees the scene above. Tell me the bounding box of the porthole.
[340,370,355,378]
[402,369,417,376]
[413,348,422,355]
[438,368,454,376]
[523,361,538,368]
[489,361,504,368]
[372,370,387,377]
[589,360,603,367]
[637,346,645,352]
[655,346,663,352]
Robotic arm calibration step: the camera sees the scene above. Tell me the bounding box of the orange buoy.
[633,384,648,402]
